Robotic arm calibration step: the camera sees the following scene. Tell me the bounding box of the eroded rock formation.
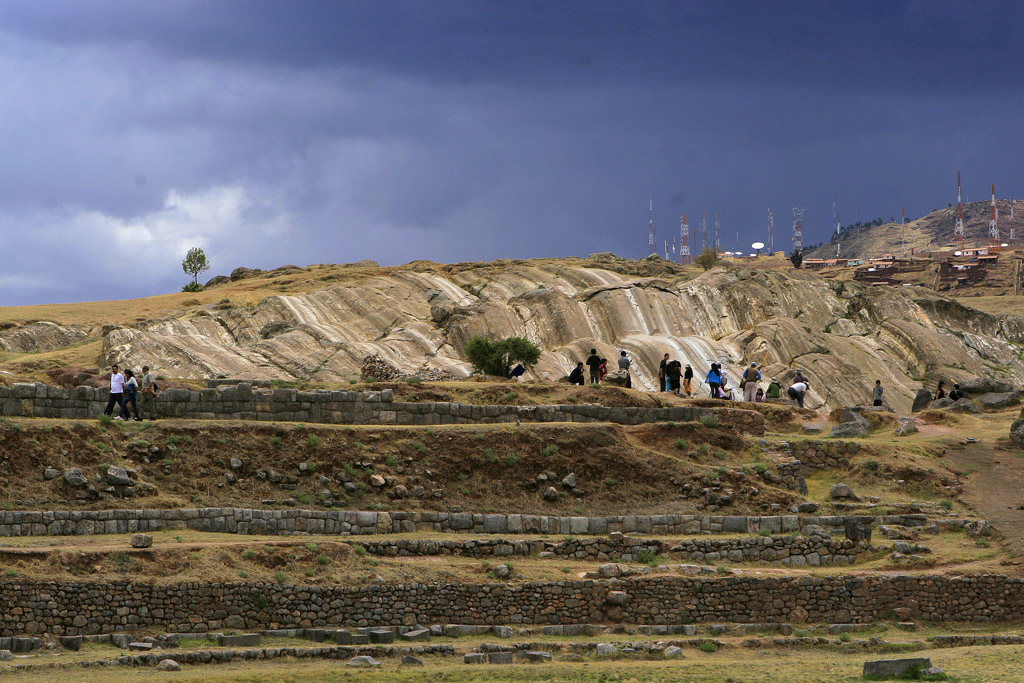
[85,260,1024,412]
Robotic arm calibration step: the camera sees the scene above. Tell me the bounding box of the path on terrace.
[947,439,1024,557]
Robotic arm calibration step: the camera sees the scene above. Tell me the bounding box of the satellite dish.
[752,242,765,250]
[954,251,962,256]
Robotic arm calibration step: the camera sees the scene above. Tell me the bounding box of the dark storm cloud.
[0,1,1023,305]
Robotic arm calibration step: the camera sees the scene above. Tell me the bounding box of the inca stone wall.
[1,574,1022,636]
[0,507,957,539]
[0,383,764,433]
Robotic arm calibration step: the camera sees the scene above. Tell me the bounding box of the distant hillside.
[806,199,1023,260]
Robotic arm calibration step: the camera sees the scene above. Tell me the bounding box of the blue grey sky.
[1,1,1022,304]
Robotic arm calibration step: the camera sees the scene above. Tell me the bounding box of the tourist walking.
[103,365,125,417]
[872,380,883,407]
[617,350,632,388]
[139,365,158,420]
[742,362,761,402]
[586,349,602,385]
[666,360,682,395]
[118,369,139,421]
[658,353,669,392]
[705,363,722,399]
[683,364,693,397]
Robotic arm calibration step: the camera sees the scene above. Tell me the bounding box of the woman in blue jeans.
[705,363,722,399]
[119,369,140,421]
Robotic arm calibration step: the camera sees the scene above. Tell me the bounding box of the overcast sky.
[2,1,1023,305]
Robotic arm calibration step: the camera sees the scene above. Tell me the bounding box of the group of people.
[103,364,159,421]
[568,349,633,388]
[658,354,694,396]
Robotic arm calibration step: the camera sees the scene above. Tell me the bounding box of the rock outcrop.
[1,258,1014,413]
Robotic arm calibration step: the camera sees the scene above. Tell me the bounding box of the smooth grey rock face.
[975,392,1019,409]
[862,658,932,678]
[960,377,1014,395]
[911,389,932,412]
[665,645,683,658]
[949,399,982,414]
[830,419,869,438]
[155,658,181,671]
[105,466,131,486]
[829,483,856,500]
[596,643,618,656]
[464,653,486,664]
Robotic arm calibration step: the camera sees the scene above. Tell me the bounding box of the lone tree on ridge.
[182,247,210,288]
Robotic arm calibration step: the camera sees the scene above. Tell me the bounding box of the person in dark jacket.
[568,362,586,385]
[617,350,632,388]
[658,353,669,392]
[872,380,883,407]
[683,364,694,397]
[935,381,946,400]
[586,349,602,385]
[948,383,963,401]
[666,360,682,395]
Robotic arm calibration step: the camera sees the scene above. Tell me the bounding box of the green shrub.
[305,542,319,553]
[939,498,953,510]
[238,571,250,578]
[166,435,180,445]
[404,376,422,384]
[294,492,311,504]
[483,448,497,464]
[793,629,811,638]
[317,555,331,566]
[474,432,485,442]
[414,441,427,454]
[464,336,541,377]
[273,571,288,583]
[242,550,255,560]
[97,414,113,426]
[307,434,320,448]
[542,444,559,457]
[250,591,268,609]
[700,414,719,428]
[753,463,767,475]
[838,632,851,642]
[385,456,396,466]
[637,549,663,567]
[674,438,688,450]
[864,459,879,471]
[270,436,282,447]
[458,485,469,495]
[353,545,367,557]
[698,444,709,456]
[503,451,519,466]
[699,641,718,653]
[604,477,615,486]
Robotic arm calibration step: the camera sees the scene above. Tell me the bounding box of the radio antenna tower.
[648,194,656,256]
[1010,199,1016,244]
[679,214,690,264]
[664,239,669,260]
[900,207,906,258]
[954,171,965,249]
[833,197,841,258]
[792,207,804,252]
[990,184,1000,248]
[701,212,707,251]
[714,210,721,251]
[768,208,774,254]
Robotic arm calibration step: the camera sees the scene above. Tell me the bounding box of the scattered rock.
[802,524,832,538]
[801,423,823,434]
[844,521,873,542]
[596,643,618,656]
[347,655,381,667]
[966,520,992,537]
[602,370,631,387]
[492,564,511,579]
[130,534,153,548]
[369,474,387,487]
[524,651,552,663]
[561,472,577,489]
[797,502,819,513]
[493,626,514,639]
[960,377,1014,395]
[862,658,932,678]
[949,399,982,414]
[975,392,1020,409]
[401,655,424,666]
[894,418,919,436]
[542,486,559,501]
[155,659,181,671]
[606,591,630,605]
[230,458,243,470]
[0,650,12,661]
[487,651,514,664]
[104,466,131,486]
[921,666,946,677]
[911,389,933,412]
[43,467,61,480]
[829,483,857,500]
[830,416,869,438]
[665,645,683,658]
[464,653,486,664]
[63,468,88,488]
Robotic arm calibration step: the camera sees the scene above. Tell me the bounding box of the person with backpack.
[705,363,722,399]
[586,349,602,385]
[949,383,963,401]
[666,360,682,395]
[683,364,694,397]
[742,362,761,402]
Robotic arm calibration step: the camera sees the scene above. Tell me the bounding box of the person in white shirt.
[103,365,125,416]
[788,380,808,409]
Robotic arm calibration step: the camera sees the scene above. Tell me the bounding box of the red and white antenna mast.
[679,214,690,264]
[792,207,804,251]
[648,193,656,256]
[990,184,1000,248]
[768,208,774,254]
[714,210,721,251]
[954,171,965,249]
[701,212,707,250]
[833,197,841,258]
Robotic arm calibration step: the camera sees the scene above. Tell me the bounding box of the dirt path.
[947,440,1024,556]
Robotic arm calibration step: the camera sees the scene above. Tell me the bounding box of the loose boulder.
[960,378,1014,395]
[63,468,88,488]
[975,392,1020,409]
[949,399,982,414]
[347,656,381,667]
[602,370,630,387]
[105,465,131,486]
[862,658,932,678]
[130,534,153,548]
[155,659,181,671]
[829,483,857,500]
[911,389,932,412]
[894,418,918,437]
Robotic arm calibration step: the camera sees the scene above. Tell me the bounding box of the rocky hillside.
[806,199,1024,260]
[2,256,1019,414]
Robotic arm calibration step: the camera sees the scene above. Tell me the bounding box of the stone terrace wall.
[1,574,1022,635]
[0,383,764,433]
[0,508,954,538]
